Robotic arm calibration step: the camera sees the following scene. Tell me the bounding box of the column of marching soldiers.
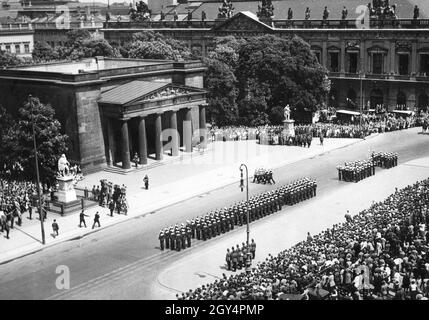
[337,151,398,183]
[158,178,317,251]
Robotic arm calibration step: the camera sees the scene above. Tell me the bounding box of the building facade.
[102,0,429,111]
[0,22,34,57]
[0,57,207,173]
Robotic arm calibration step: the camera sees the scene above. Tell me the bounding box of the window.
[24,43,30,53]
[420,54,429,76]
[398,54,409,75]
[348,53,358,73]
[370,89,384,108]
[5,44,11,53]
[15,44,21,54]
[372,53,383,74]
[329,52,339,72]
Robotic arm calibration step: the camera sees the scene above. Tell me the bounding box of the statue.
[257,0,274,19]
[284,105,291,121]
[218,0,234,19]
[57,154,70,177]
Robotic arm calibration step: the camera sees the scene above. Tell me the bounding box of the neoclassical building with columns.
[0,57,207,173]
[103,0,429,111]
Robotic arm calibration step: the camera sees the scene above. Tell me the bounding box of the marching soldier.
[176,231,182,251]
[181,231,186,250]
[165,228,170,249]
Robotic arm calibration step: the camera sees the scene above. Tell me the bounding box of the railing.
[103,18,429,30]
[0,23,33,31]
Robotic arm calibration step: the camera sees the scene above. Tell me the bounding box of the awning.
[392,110,414,115]
[336,109,361,116]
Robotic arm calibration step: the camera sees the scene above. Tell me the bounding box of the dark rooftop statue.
[257,0,274,20]
[218,0,234,19]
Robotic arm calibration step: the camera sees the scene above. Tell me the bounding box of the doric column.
[155,113,163,161]
[170,110,179,156]
[120,120,131,169]
[199,104,207,148]
[184,108,193,153]
[106,117,116,166]
[138,116,148,165]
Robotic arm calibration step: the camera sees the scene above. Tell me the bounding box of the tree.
[124,31,193,61]
[0,106,16,175]
[12,96,69,183]
[32,41,59,62]
[236,35,328,124]
[208,36,246,70]
[58,30,120,60]
[0,50,22,68]
[204,58,238,125]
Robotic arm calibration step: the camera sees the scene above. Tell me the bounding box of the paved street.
[0,128,428,300]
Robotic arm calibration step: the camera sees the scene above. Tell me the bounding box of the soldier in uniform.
[181,231,186,250]
[186,228,192,248]
[226,248,232,270]
[170,231,176,250]
[159,230,165,251]
[231,248,238,271]
[176,231,182,251]
[250,239,256,259]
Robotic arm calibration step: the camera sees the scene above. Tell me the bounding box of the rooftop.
[13,57,168,74]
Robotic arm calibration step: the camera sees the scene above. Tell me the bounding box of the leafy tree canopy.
[3,97,69,183]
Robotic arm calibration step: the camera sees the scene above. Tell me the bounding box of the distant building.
[103,0,429,112]
[0,22,34,57]
[0,58,207,173]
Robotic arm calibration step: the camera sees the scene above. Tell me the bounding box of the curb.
[0,137,372,265]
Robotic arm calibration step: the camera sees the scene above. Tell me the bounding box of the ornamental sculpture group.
[218,0,234,19]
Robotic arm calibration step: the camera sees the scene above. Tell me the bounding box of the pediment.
[130,84,205,105]
[212,11,273,32]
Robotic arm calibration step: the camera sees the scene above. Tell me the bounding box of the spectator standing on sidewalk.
[133,153,140,169]
[92,211,101,229]
[108,200,115,217]
[143,175,149,190]
[79,210,89,227]
[250,239,256,259]
[52,219,59,237]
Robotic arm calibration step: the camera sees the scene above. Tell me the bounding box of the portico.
[99,80,208,169]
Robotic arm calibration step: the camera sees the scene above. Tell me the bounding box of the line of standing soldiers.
[337,159,375,183]
[371,151,398,169]
[226,239,256,272]
[158,178,317,251]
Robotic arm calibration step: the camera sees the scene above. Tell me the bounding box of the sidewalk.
[153,156,429,299]
[0,138,360,264]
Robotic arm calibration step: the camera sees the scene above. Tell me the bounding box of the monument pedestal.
[52,175,80,215]
[282,119,295,137]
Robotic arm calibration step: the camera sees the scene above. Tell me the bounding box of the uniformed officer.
[181,231,186,250]
[226,248,232,270]
[186,228,192,248]
[165,227,170,249]
[176,232,182,251]
[231,248,238,271]
[250,239,256,259]
[159,230,165,251]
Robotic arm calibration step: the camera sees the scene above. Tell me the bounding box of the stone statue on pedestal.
[57,154,70,177]
[284,104,291,121]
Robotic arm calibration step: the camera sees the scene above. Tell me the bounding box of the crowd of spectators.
[209,113,418,145]
[0,179,50,239]
[183,178,429,300]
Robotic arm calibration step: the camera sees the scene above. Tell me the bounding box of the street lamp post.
[29,95,45,245]
[239,163,251,274]
[360,70,363,131]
